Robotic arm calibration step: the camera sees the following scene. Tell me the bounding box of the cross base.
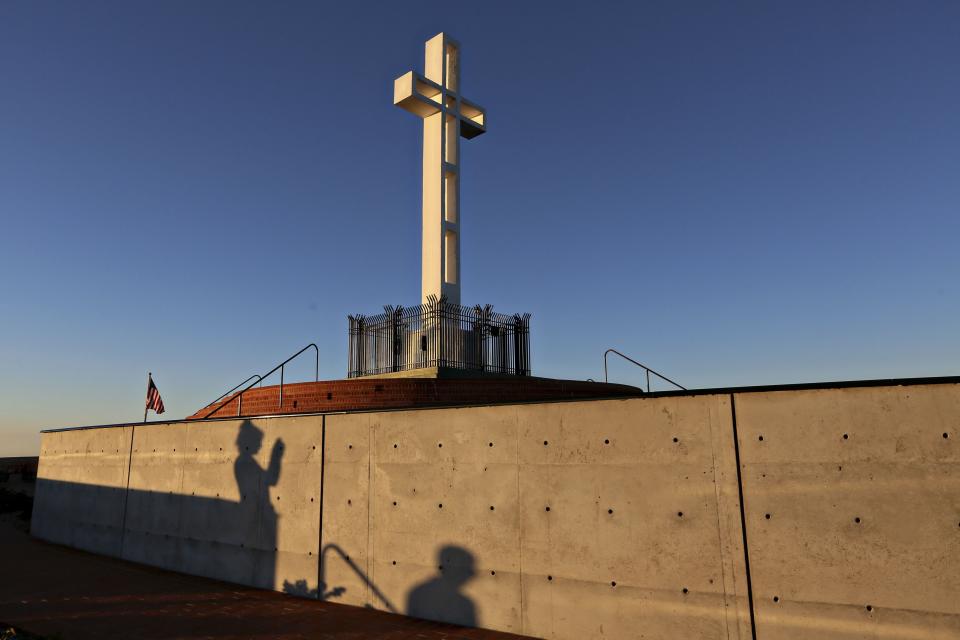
[347,298,531,379]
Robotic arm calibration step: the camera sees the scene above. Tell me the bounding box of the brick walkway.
[0,516,529,640]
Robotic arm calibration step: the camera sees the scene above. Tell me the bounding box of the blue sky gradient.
[2,2,958,455]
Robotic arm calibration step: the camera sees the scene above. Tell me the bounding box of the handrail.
[205,374,263,408]
[320,543,398,612]
[202,343,319,419]
[603,348,686,392]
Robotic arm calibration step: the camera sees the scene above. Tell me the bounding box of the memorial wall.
[31,380,960,639]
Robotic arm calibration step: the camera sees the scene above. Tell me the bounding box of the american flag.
[146,374,165,415]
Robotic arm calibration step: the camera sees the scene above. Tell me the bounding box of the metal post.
[144,372,150,423]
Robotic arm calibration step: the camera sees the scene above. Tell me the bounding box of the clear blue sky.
[2,2,958,455]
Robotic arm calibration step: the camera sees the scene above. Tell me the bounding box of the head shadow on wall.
[405,545,478,627]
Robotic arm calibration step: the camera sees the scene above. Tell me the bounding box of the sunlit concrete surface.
[30,378,960,639]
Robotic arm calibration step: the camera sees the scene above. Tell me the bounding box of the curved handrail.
[603,348,686,392]
[205,374,263,408]
[202,343,319,419]
[320,543,398,613]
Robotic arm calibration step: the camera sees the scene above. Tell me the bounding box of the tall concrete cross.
[394,33,486,306]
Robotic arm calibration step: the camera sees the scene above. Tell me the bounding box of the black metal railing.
[202,343,319,419]
[603,348,685,392]
[204,374,263,410]
[348,296,531,378]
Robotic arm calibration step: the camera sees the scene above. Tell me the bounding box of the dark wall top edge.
[39,374,960,434]
[643,374,960,398]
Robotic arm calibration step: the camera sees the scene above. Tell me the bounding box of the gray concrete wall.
[30,381,960,639]
[33,417,323,594]
[320,396,751,639]
[735,384,960,639]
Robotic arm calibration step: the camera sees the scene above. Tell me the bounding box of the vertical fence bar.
[346,301,531,378]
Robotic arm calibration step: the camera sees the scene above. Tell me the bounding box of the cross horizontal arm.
[393,71,486,139]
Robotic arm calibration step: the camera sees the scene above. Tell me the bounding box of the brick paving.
[0,516,530,640]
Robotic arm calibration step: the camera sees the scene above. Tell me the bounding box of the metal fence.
[348,296,531,378]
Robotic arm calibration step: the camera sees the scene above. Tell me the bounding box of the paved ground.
[0,512,528,640]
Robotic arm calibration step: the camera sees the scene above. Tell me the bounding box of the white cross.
[394,33,486,306]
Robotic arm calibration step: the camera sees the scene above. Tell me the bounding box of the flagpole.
[144,372,150,423]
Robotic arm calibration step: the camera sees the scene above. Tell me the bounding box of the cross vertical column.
[422,33,460,305]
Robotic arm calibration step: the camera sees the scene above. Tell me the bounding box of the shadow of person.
[234,420,284,589]
[405,545,477,627]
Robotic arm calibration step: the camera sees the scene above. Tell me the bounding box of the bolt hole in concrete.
[604,439,610,445]
[855,517,861,524]
[774,596,780,603]
[438,503,443,509]
[944,433,949,439]
[843,433,849,440]
[682,587,688,594]
[490,506,495,511]
[673,437,679,443]
[348,444,353,449]
[393,501,398,506]
[393,444,398,448]
[347,499,352,505]
[548,575,553,581]
[612,581,618,588]
[678,511,684,518]
[545,506,551,512]
[765,513,771,519]
[867,605,873,612]
[488,442,493,447]
[608,509,614,515]
[438,443,443,448]
[543,440,549,446]
[491,570,496,576]
[392,560,397,565]
[758,435,764,441]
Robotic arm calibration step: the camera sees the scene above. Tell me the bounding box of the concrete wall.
[31,381,960,639]
[320,396,751,639]
[33,417,323,594]
[735,384,960,639]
